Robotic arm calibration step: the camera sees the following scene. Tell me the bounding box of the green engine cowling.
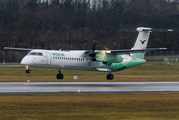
[95,52,123,65]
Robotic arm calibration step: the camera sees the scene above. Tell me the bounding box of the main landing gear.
[106,65,114,80]
[25,65,31,73]
[56,69,64,80]
[106,74,114,80]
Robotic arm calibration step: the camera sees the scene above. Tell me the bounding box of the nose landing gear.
[25,65,31,73]
[56,69,64,80]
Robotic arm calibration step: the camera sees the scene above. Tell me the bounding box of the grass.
[0,63,21,65]
[0,94,179,120]
[0,63,179,120]
[1,62,179,82]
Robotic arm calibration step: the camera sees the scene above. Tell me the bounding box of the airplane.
[4,27,173,80]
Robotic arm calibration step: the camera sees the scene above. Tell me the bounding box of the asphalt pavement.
[0,82,179,94]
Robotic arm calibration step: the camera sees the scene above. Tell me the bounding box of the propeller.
[88,41,98,61]
[89,42,97,57]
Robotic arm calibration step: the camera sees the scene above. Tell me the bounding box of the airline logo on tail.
[140,40,147,44]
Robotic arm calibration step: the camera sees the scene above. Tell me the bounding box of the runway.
[0,82,179,94]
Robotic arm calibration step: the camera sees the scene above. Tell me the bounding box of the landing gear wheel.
[106,64,114,80]
[56,69,64,80]
[106,74,114,80]
[56,74,64,80]
[107,74,110,80]
[110,74,114,80]
[26,69,31,73]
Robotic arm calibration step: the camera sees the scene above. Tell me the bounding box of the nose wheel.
[26,69,31,73]
[56,69,64,80]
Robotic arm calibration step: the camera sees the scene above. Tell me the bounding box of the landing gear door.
[46,52,52,65]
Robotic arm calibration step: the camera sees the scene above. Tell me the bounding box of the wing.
[85,48,167,64]
[85,48,167,55]
[4,47,33,51]
[104,48,167,54]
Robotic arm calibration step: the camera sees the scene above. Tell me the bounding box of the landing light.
[25,65,29,70]
[106,51,111,53]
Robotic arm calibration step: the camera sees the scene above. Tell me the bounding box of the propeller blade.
[89,41,98,57]
[92,42,97,52]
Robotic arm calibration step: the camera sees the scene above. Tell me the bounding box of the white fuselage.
[21,50,104,70]
[21,49,139,72]
[21,49,145,72]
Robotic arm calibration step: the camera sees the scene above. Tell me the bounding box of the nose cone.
[21,56,32,65]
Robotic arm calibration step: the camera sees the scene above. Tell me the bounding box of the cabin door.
[46,52,52,65]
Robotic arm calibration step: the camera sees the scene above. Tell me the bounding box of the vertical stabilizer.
[132,27,151,50]
[130,27,173,59]
[131,27,151,59]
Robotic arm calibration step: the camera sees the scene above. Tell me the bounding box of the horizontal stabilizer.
[118,27,173,32]
[117,29,137,32]
[143,29,173,32]
[107,48,167,54]
[4,47,33,51]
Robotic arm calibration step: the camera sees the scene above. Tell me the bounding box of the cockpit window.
[37,52,43,56]
[27,52,43,56]
[29,52,36,55]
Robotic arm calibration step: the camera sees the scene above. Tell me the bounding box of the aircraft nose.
[21,56,32,65]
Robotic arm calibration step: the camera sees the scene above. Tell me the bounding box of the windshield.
[27,52,43,56]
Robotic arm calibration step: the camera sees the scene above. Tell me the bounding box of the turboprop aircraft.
[4,27,173,80]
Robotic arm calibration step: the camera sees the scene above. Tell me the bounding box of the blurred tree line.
[0,0,179,51]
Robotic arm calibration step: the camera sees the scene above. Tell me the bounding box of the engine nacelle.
[95,52,123,65]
